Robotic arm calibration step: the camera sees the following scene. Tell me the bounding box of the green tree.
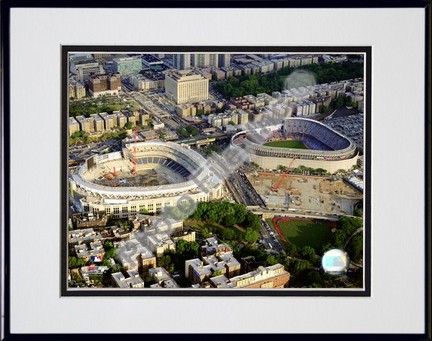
[233,204,248,224]
[244,228,260,244]
[285,242,298,257]
[177,128,189,138]
[315,168,327,176]
[222,215,237,227]
[346,234,363,262]
[320,242,333,256]
[265,255,278,266]
[139,208,150,215]
[102,258,112,268]
[176,240,189,254]
[158,255,172,269]
[300,246,316,262]
[189,241,200,254]
[104,240,114,251]
[306,270,323,287]
[334,216,363,248]
[243,212,261,231]
[293,259,313,273]
[354,207,363,217]
[105,248,118,259]
[221,228,236,240]
[69,256,78,268]
[201,227,211,238]
[111,264,122,273]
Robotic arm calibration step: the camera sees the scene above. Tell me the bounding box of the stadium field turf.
[269,218,333,251]
[264,140,308,149]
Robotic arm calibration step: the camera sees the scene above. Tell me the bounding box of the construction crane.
[271,158,296,192]
[131,127,138,174]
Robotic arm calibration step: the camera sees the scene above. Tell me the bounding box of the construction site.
[92,165,183,188]
[246,171,362,216]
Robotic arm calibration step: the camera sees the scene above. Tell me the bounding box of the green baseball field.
[268,218,334,251]
[264,140,308,149]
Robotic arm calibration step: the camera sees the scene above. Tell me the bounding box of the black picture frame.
[1,0,430,339]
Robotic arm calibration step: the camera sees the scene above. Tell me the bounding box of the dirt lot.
[247,172,362,215]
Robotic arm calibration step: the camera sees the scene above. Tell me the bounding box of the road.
[69,138,122,161]
[261,218,285,254]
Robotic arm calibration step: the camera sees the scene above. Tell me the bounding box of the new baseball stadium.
[70,141,223,218]
[231,118,359,173]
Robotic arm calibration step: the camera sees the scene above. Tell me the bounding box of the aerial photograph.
[65,50,366,292]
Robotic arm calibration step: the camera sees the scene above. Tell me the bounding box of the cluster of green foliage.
[334,94,358,109]
[354,207,363,217]
[287,62,363,84]
[103,240,118,260]
[178,126,199,138]
[190,201,261,231]
[333,216,363,262]
[157,254,175,273]
[203,144,222,156]
[100,129,128,141]
[233,244,325,287]
[110,264,122,273]
[71,271,85,284]
[176,240,200,256]
[69,131,90,145]
[189,201,262,244]
[69,128,128,146]
[147,240,200,278]
[215,61,363,98]
[69,256,87,268]
[106,218,132,231]
[125,121,134,129]
[215,73,281,98]
[69,97,140,118]
[290,165,329,176]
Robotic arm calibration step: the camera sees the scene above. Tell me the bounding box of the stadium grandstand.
[70,141,223,218]
[231,118,359,173]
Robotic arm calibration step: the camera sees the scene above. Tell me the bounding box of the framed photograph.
[1,0,430,338]
[61,46,370,297]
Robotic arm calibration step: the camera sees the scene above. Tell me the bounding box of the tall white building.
[165,70,209,104]
[191,54,210,67]
[218,54,231,67]
[173,54,191,70]
[71,60,105,82]
[209,54,219,68]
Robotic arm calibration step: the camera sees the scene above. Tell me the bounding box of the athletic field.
[269,217,335,251]
[264,140,308,149]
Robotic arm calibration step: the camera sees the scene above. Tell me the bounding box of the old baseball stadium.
[70,141,223,218]
[231,117,359,173]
